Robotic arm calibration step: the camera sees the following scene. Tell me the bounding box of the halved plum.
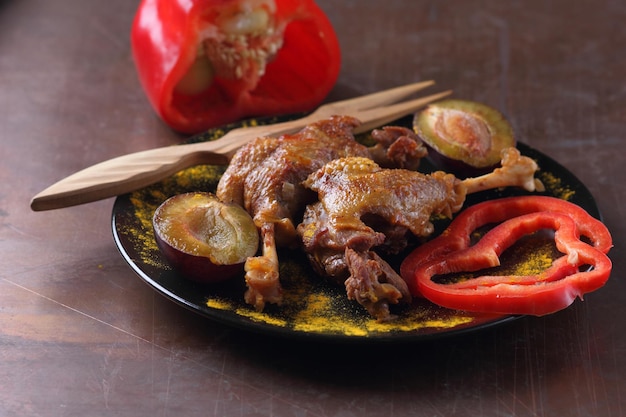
[414,99,516,177]
[152,192,259,283]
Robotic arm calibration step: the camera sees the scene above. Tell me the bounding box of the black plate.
[112,116,601,342]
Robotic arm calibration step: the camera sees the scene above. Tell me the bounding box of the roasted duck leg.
[216,115,427,310]
[298,149,541,320]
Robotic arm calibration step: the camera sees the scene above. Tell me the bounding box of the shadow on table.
[223,305,587,387]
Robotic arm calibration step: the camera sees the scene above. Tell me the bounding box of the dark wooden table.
[2,0,624,416]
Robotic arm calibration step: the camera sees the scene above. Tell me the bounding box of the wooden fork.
[30,81,451,211]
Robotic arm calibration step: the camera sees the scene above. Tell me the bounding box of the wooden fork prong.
[324,80,436,114]
[217,81,441,140]
[352,90,452,134]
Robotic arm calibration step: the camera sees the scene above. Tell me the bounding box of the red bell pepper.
[400,196,613,316]
[131,0,341,134]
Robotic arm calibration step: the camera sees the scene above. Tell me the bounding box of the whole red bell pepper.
[131,0,341,134]
[400,196,613,316]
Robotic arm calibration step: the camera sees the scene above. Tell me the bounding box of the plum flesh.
[153,192,259,283]
[414,99,516,177]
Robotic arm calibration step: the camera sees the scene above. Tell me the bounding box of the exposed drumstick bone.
[462,148,545,195]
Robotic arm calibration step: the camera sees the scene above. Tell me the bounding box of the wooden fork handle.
[29,141,233,211]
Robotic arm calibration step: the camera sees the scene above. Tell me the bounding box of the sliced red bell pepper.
[132,0,341,134]
[400,196,613,316]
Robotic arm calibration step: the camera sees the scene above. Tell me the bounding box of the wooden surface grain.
[1,0,625,416]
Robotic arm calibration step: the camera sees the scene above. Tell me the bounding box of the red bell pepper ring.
[400,196,613,316]
[132,0,341,134]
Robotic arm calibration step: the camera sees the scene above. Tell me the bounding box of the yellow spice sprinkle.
[234,308,288,327]
[366,315,474,333]
[510,246,555,276]
[292,293,368,336]
[539,171,575,200]
[206,298,234,310]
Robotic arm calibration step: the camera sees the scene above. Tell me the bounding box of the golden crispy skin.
[298,157,467,320]
[217,116,370,247]
[300,157,465,256]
